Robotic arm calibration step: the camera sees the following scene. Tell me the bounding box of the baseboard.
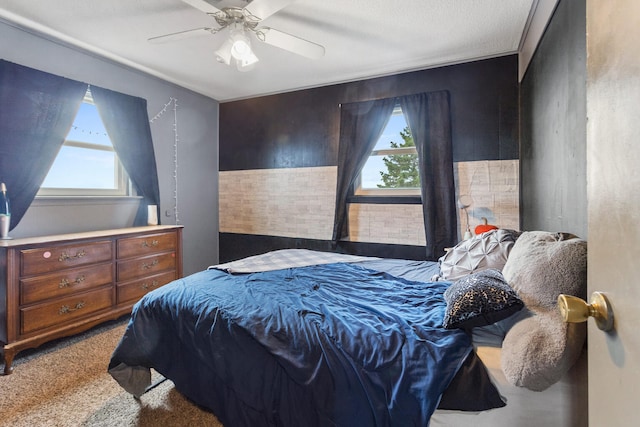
[219,233,429,263]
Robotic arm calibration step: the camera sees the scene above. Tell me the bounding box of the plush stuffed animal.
[500,231,587,391]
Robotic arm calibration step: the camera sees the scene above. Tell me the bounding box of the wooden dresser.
[0,225,183,374]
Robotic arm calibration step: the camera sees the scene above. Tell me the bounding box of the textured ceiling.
[0,0,536,101]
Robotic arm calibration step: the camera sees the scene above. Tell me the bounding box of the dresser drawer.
[19,263,114,306]
[21,240,113,276]
[117,252,176,282]
[20,287,113,335]
[117,231,177,259]
[117,270,177,305]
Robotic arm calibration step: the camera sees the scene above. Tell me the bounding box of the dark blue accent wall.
[220,55,519,171]
[218,55,520,262]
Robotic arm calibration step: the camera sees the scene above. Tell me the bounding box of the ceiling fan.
[149,0,325,71]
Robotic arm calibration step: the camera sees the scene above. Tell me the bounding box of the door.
[586,1,640,425]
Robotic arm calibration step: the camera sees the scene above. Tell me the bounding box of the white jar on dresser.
[0,225,183,374]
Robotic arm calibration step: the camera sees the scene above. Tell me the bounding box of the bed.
[109,230,588,426]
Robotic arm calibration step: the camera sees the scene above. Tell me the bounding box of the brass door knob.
[557,292,614,331]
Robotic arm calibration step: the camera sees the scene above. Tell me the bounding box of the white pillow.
[438,229,520,281]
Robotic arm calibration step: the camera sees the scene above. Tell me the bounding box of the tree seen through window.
[378,126,419,188]
[356,105,419,195]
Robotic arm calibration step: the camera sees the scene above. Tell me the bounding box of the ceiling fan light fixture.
[236,52,259,72]
[215,26,259,71]
[214,38,233,65]
[157,1,324,73]
[230,29,253,61]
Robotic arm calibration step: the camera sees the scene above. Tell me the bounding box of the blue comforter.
[109,262,472,426]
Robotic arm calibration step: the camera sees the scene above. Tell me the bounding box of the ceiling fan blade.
[181,0,224,15]
[244,0,297,21]
[148,28,214,44]
[258,27,325,60]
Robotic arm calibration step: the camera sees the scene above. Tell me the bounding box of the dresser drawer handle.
[141,240,159,248]
[141,280,159,290]
[58,250,86,262]
[142,259,159,270]
[58,275,86,288]
[58,301,85,315]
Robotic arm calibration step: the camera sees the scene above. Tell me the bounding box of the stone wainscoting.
[219,160,519,246]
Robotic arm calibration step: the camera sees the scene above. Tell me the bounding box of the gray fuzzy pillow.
[500,231,587,391]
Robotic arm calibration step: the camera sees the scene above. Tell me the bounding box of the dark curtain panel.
[0,60,86,230]
[332,98,397,243]
[400,91,456,259]
[91,86,160,226]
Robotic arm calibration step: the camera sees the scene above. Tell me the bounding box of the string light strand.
[149,97,180,225]
[149,97,176,122]
[68,126,109,137]
[172,98,180,224]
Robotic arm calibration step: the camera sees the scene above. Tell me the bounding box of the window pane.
[373,151,420,189]
[361,154,388,189]
[39,87,129,196]
[358,106,419,192]
[66,102,111,146]
[374,111,409,150]
[42,146,117,189]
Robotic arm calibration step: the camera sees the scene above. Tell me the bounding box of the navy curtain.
[91,86,160,226]
[400,91,456,259]
[332,98,397,243]
[332,91,456,259]
[0,60,86,230]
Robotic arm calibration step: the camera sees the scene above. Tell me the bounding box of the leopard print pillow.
[442,268,524,329]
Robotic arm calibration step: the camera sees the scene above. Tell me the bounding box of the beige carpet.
[0,317,223,427]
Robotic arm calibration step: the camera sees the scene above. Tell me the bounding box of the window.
[355,105,420,197]
[39,87,130,197]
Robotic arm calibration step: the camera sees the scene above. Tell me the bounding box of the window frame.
[352,105,421,201]
[37,88,132,198]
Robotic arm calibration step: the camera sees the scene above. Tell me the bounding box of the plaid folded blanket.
[210,249,376,273]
